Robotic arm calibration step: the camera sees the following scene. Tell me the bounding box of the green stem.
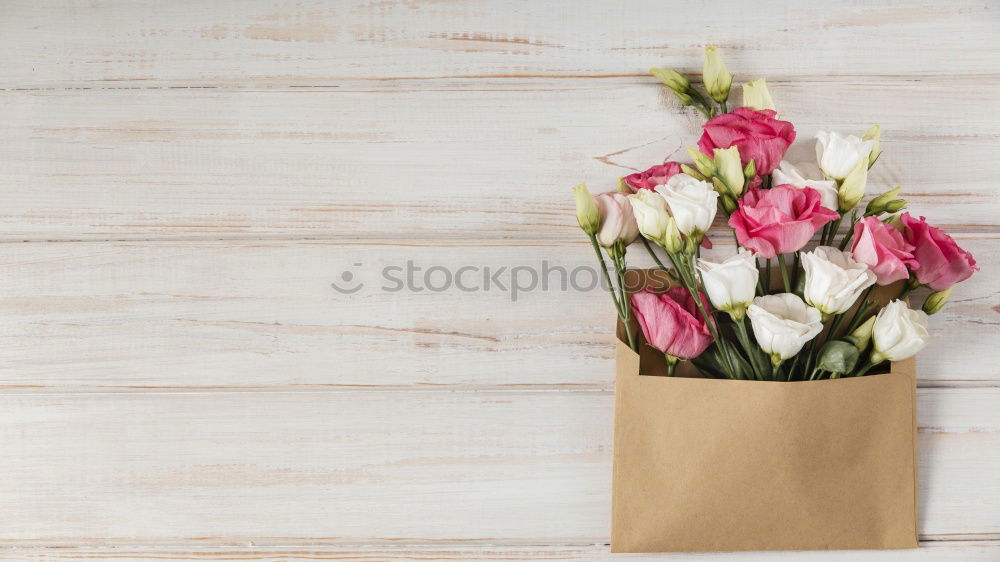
[639,237,676,281]
[838,211,859,251]
[753,256,765,296]
[845,285,876,334]
[590,236,622,313]
[687,89,717,119]
[792,252,801,290]
[765,259,772,293]
[809,367,823,381]
[668,251,738,379]
[854,362,877,378]
[590,235,635,351]
[825,218,843,246]
[776,254,792,293]
[613,249,637,353]
[826,311,847,344]
[733,316,766,380]
[665,354,678,377]
[719,100,728,114]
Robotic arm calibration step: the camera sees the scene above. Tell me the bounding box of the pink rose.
[631,287,713,360]
[623,162,682,192]
[727,185,838,258]
[900,213,978,290]
[697,107,796,176]
[850,216,919,285]
[592,191,639,248]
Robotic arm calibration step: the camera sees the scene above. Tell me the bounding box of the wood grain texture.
[1,0,997,88]
[0,237,996,389]
[0,80,996,242]
[2,0,999,558]
[6,541,1000,561]
[0,389,997,542]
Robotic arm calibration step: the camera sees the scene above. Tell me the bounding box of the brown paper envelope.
[612,268,918,552]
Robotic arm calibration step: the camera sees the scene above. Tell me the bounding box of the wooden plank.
[0,82,997,242]
[1,0,998,88]
[0,238,994,389]
[6,541,1000,561]
[0,388,996,542]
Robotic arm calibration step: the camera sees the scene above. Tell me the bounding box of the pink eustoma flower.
[697,107,796,176]
[728,185,838,259]
[851,216,919,285]
[630,287,713,360]
[900,213,978,290]
[623,162,682,192]
[592,191,639,248]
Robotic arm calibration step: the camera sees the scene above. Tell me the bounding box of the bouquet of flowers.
[573,46,978,381]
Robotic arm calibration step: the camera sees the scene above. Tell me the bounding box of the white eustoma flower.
[800,246,877,316]
[747,293,823,365]
[871,300,930,363]
[815,131,875,181]
[627,189,670,245]
[655,173,718,237]
[772,160,840,211]
[696,249,759,319]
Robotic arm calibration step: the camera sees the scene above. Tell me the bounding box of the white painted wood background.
[1,0,998,559]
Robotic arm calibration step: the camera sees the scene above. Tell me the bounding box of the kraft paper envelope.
[611,269,918,552]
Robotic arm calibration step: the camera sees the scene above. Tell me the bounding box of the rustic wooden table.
[1,1,998,559]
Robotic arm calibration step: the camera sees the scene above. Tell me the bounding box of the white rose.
[800,246,877,316]
[627,190,670,245]
[747,293,823,365]
[871,300,930,363]
[815,131,875,181]
[696,249,759,319]
[655,173,718,237]
[772,160,840,211]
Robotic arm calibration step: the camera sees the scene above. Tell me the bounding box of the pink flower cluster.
[852,213,979,288]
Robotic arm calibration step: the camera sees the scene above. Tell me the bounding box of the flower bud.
[572,183,600,235]
[686,146,717,177]
[683,233,699,255]
[650,67,690,93]
[713,146,745,197]
[884,199,907,213]
[863,124,882,167]
[680,163,707,181]
[922,286,953,315]
[837,155,869,212]
[742,78,775,111]
[673,90,693,106]
[884,213,904,230]
[816,340,860,375]
[616,177,629,193]
[720,192,738,215]
[865,186,903,216]
[663,216,683,254]
[845,315,876,351]
[703,46,732,103]
[711,176,728,196]
[743,159,756,180]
